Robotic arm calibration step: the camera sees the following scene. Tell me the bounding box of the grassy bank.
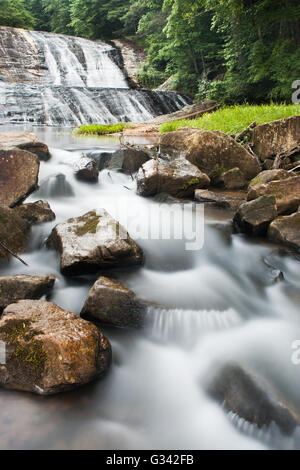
[160,104,300,135]
[75,123,134,136]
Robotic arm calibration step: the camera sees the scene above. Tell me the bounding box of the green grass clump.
[76,123,132,135]
[160,103,300,135]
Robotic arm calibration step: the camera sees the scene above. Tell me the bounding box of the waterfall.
[0,27,191,126]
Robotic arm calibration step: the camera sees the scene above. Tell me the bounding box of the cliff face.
[0,27,190,126]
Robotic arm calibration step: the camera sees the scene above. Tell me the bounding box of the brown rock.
[0,300,111,395]
[160,128,261,181]
[0,149,39,208]
[47,209,143,275]
[14,142,51,162]
[248,169,293,191]
[81,277,146,328]
[0,131,51,161]
[0,206,31,262]
[14,200,55,225]
[195,189,246,211]
[268,212,300,250]
[74,157,99,183]
[234,196,277,235]
[248,176,300,214]
[218,167,246,189]
[137,158,210,198]
[252,116,300,159]
[0,275,55,311]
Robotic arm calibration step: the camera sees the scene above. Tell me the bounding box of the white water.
[1,127,300,450]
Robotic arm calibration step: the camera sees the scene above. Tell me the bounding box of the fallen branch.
[0,240,28,266]
[273,144,300,169]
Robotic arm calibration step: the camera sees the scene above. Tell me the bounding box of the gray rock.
[47,209,143,275]
[74,157,99,183]
[234,196,277,235]
[0,275,55,312]
[81,276,146,328]
[195,189,246,211]
[36,173,74,198]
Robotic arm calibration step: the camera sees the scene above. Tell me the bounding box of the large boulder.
[0,206,31,263]
[74,157,99,183]
[0,131,51,161]
[248,169,294,191]
[0,275,55,312]
[207,364,298,435]
[248,176,300,214]
[160,128,261,182]
[47,209,143,275]
[234,196,277,235]
[251,116,300,159]
[137,158,210,198]
[195,189,246,212]
[268,212,300,250]
[81,277,146,328]
[14,200,55,225]
[0,149,40,208]
[0,300,111,395]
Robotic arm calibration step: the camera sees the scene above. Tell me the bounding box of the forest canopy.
[0,0,299,104]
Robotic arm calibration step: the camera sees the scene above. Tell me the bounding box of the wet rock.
[160,128,261,182]
[14,141,51,162]
[0,300,111,395]
[248,176,300,215]
[87,151,114,171]
[0,206,31,263]
[207,364,298,435]
[234,196,277,235]
[218,167,246,189]
[37,173,74,198]
[47,209,143,275]
[74,157,99,183]
[0,131,51,161]
[14,200,55,225]
[81,277,146,328]
[118,148,151,174]
[195,189,246,211]
[0,275,55,312]
[137,158,210,198]
[268,212,300,250]
[252,116,300,159]
[0,149,39,208]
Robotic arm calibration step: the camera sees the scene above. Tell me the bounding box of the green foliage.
[0,0,36,28]
[160,104,300,135]
[76,123,132,135]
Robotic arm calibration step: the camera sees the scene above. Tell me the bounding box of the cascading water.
[0,126,300,450]
[0,27,190,126]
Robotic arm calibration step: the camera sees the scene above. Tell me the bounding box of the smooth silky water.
[1,126,300,450]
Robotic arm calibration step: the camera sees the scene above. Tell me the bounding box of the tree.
[0,0,36,29]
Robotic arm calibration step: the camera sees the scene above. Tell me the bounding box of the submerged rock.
[268,212,300,250]
[160,128,261,182]
[81,276,146,328]
[0,149,39,208]
[37,173,74,198]
[0,300,111,395]
[137,158,210,198]
[207,364,298,435]
[14,200,55,225]
[251,116,300,159]
[234,196,277,235]
[47,209,143,275]
[248,176,300,215]
[0,206,31,263]
[74,157,99,183]
[195,189,246,211]
[0,275,55,312]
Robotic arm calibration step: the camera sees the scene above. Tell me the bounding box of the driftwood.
[273,144,300,169]
[0,240,28,266]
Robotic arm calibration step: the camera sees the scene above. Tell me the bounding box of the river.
[1,126,300,450]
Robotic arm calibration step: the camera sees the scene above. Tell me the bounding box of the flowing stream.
[1,127,300,450]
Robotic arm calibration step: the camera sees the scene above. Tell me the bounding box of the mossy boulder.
[0,205,31,263]
[268,212,300,250]
[47,209,143,275]
[81,276,146,328]
[234,195,277,235]
[137,157,210,198]
[0,275,55,312]
[0,149,39,208]
[14,200,55,225]
[0,300,111,395]
[160,128,261,181]
[247,175,300,215]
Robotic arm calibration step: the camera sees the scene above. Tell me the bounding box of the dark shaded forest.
[1,0,299,103]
